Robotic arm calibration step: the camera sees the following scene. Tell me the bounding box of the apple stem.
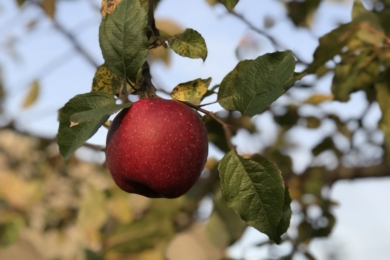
[181,101,236,151]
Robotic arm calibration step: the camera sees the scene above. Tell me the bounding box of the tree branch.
[230,10,309,66]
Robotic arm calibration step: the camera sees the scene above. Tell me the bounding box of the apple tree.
[0,0,390,259]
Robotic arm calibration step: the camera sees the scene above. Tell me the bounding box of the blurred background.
[0,0,390,259]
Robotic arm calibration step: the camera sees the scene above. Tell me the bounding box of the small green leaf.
[168,29,208,61]
[92,64,130,95]
[220,0,239,12]
[220,51,296,116]
[218,151,287,243]
[171,78,211,105]
[99,0,148,81]
[22,80,39,109]
[70,102,131,125]
[58,92,116,159]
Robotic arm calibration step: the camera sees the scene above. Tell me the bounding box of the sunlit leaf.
[42,0,56,19]
[332,54,379,101]
[92,64,131,95]
[22,80,39,109]
[99,0,148,81]
[304,94,333,105]
[171,78,211,105]
[168,29,208,61]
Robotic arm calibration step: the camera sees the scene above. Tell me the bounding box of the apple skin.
[105,98,208,198]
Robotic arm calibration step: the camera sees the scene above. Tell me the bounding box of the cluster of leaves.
[56,0,304,245]
[4,0,390,259]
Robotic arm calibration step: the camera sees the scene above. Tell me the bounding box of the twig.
[180,101,235,151]
[230,10,309,66]
[32,2,99,68]
[199,100,218,107]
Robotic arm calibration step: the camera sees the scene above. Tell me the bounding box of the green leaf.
[171,78,211,105]
[217,69,239,111]
[222,51,296,117]
[375,72,390,162]
[168,29,208,61]
[58,92,116,159]
[331,54,379,101]
[218,151,287,243]
[99,0,148,81]
[85,249,104,260]
[306,21,358,74]
[22,80,39,109]
[70,102,131,126]
[92,64,131,95]
[220,0,239,12]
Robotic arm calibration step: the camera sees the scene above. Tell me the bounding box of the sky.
[1,0,390,259]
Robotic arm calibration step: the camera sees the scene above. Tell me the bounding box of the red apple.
[105,98,208,198]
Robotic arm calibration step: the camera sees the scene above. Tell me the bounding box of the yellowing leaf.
[92,64,131,95]
[156,19,184,38]
[304,94,333,105]
[77,185,108,242]
[107,190,133,224]
[22,80,39,109]
[171,78,211,105]
[101,0,123,17]
[42,0,56,19]
[0,171,42,210]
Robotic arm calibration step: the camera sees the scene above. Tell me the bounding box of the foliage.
[1,0,390,259]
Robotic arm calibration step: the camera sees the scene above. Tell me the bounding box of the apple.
[105,98,208,198]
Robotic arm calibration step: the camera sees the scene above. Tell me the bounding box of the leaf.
[70,102,131,125]
[375,72,390,162]
[218,151,287,243]
[306,21,358,74]
[92,64,131,95]
[168,29,208,61]
[276,187,292,237]
[58,92,116,159]
[101,0,122,17]
[222,51,296,117]
[220,0,239,12]
[217,69,239,111]
[15,0,25,7]
[304,94,333,105]
[206,192,246,249]
[331,54,379,101]
[171,78,211,105]
[42,0,56,19]
[85,249,104,260]
[22,80,39,109]
[286,0,320,27]
[99,0,148,81]
[78,185,108,237]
